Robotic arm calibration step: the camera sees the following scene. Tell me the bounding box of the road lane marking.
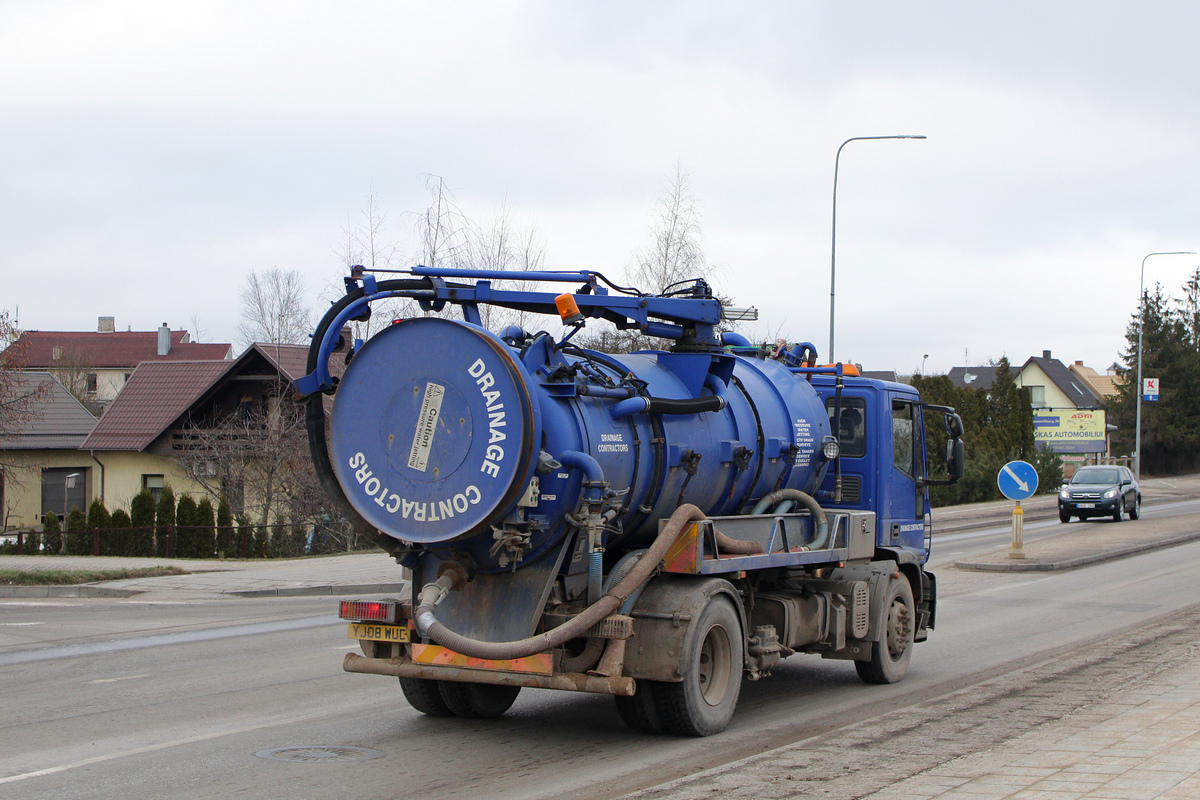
[86,674,151,684]
[0,622,44,626]
[0,615,341,667]
[0,699,384,785]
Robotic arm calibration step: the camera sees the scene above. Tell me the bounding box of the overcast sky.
[3,1,1198,376]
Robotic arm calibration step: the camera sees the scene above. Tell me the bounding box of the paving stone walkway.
[869,652,1200,799]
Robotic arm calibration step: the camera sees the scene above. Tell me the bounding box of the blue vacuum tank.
[329,317,832,571]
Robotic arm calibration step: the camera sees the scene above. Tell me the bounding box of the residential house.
[1,317,233,411]
[79,343,312,523]
[0,373,98,529]
[1015,350,1108,459]
[1068,361,1121,401]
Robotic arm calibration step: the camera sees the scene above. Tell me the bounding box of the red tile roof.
[77,343,313,452]
[2,330,232,369]
[80,361,232,451]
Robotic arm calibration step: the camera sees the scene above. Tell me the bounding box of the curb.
[954,529,1200,572]
[0,585,143,598]
[224,582,408,598]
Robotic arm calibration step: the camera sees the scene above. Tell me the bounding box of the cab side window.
[892,400,915,479]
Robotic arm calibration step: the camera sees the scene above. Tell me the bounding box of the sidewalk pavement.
[867,649,1200,800]
[954,510,1200,572]
[0,551,407,599]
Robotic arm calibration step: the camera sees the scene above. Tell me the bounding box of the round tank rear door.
[329,318,540,544]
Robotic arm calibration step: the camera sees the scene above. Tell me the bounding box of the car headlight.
[1059,489,1070,499]
[1103,489,1118,499]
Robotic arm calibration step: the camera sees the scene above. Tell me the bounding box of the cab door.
[884,394,927,549]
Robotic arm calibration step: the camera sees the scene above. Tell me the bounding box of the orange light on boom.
[555,293,585,325]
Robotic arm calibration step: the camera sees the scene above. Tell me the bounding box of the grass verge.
[0,566,189,586]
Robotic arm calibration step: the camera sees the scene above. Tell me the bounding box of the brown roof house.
[1,317,233,412]
[80,344,317,527]
[0,372,98,529]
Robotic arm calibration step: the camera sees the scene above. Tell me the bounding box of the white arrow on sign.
[1002,464,1029,493]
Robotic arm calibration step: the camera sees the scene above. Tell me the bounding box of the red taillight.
[340,600,397,622]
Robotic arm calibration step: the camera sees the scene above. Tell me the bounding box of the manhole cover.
[255,746,383,763]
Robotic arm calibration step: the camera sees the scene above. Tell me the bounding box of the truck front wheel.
[654,595,743,736]
[856,576,915,685]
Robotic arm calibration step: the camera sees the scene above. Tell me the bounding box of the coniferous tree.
[155,486,176,557]
[195,497,216,559]
[88,498,112,556]
[110,509,132,555]
[215,495,234,558]
[41,511,61,555]
[65,507,88,555]
[130,490,156,557]
[175,494,198,559]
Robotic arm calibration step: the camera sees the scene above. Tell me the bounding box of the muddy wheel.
[438,682,521,718]
[614,681,667,734]
[655,595,743,736]
[399,677,454,716]
[856,576,915,685]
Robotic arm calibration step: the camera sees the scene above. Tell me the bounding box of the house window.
[86,373,98,394]
[143,474,165,503]
[1028,385,1046,407]
[41,468,88,520]
[52,346,63,360]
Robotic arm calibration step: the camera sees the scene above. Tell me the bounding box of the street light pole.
[922,354,929,377]
[1134,251,1195,481]
[829,134,926,363]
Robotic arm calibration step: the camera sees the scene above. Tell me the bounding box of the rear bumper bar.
[343,652,636,696]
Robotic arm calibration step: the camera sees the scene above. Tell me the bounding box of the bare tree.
[0,311,47,522]
[471,198,548,332]
[238,269,312,348]
[627,163,712,294]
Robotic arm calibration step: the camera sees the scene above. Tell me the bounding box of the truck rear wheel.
[856,576,914,685]
[399,677,454,716]
[438,681,522,718]
[614,681,667,734]
[654,595,743,736]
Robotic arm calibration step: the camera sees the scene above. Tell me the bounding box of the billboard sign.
[1033,409,1107,454]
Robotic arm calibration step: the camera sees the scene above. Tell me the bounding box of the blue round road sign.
[997,460,1039,501]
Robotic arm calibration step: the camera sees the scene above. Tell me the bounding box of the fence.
[3,523,362,559]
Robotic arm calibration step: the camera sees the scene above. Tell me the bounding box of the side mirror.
[946,438,965,483]
[943,412,965,439]
[1121,479,1131,486]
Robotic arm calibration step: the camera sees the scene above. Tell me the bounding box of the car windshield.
[1072,469,1119,485]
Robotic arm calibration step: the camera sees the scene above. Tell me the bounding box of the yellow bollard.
[1009,501,1025,559]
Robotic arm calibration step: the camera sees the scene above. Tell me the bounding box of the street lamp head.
[900,135,927,139]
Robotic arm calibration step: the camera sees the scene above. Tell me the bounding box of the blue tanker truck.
[296,267,965,736]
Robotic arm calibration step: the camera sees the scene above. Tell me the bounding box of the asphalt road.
[2,500,1199,800]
